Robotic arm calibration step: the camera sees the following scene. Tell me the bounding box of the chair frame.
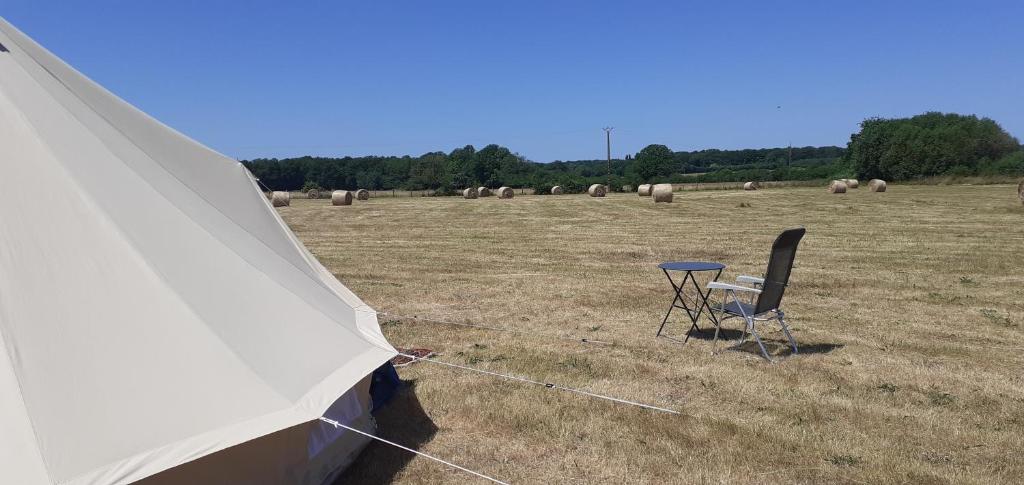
[708,281,797,361]
[707,228,804,362]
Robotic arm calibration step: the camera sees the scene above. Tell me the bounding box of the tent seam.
[0,59,56,483]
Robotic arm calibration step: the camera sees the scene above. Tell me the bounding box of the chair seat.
[718,300,758,317]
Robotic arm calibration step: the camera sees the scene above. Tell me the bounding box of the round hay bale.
[743,182,758,191]
[355,189,370,200]
[462,187,478,199]
[497,186,514,199]
[331,190,353,206]
[550,185,563,195]
[1019,179,1024,204]
[621,185,633,192]
[868,179,887,192]
[637,184,653,196]
[652,183,673,203]
[845,179,860,188]
[828,180,848,194]
[587,184,607,197]
[477,187,492,197]
[306,189,320,199]
[271,191,290,207]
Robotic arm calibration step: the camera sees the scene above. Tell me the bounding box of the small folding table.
[655,261,725,341]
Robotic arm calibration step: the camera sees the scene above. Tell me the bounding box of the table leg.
[689,268,723,328]
[684,269,722,342]
[655,268,679,337]
[678,271,703,341]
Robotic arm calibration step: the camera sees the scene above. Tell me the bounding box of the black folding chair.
[707,228,805,361]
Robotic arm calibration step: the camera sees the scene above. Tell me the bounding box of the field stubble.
[279,185,1024,484]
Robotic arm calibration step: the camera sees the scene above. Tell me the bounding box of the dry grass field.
[278,185,1024,484]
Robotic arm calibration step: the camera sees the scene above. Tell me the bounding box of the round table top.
[658,261,725,272]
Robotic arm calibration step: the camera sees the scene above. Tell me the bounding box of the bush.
[978,151,1024,176]
[847,112,1020,181]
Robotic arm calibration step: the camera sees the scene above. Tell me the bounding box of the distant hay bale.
[828,180,848,194]
[497,186,514,199]
[743,182,758,191]
[271,191,290,207]
[462,187,478,199]
[621,185,633,192]
[845,179,860,188]
[355,189,370,200]
[868,179,887,192]
[306,189,320,199]
[478,187,492,197]
[550,185,563,195]
[652,183,673,203]
[587,184,607,197]
[331,190,353,206]
[637,184,653,196]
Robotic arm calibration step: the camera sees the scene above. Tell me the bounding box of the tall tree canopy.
[847,112,1020,180]
[634,144,676,182]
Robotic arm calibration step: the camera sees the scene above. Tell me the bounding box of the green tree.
[847,112,1020,180]
[408,151,448,189]
[634,144,675,181]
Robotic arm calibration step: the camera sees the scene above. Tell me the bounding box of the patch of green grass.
[980,309,1014,327]
[928,390,955,406]
[826,454,862,467]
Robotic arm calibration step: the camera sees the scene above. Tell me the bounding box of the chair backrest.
[754,227,806,314]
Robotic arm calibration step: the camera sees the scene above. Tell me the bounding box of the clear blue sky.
[4,1,1022,162]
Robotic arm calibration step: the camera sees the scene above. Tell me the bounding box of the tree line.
[244,144,848,195]
[243,112,1022,194]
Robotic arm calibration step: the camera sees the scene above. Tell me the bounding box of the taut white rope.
[318,417,509,485]
[399,353,681,415]
[381,312,615,346]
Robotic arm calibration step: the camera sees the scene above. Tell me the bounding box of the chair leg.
[749,319,772,361]
[736,317,749,345]
[711,319,722,354]
[777,311,798,354]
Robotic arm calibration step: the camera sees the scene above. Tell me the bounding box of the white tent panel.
[0,17,396,484]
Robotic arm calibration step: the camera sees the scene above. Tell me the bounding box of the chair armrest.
[736,275,764,285]
[708,282,762,294]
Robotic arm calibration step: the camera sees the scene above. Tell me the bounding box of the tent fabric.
[0,17,396,485]
[137,377,375,485]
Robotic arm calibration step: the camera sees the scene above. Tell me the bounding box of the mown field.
[278,185,1024,484]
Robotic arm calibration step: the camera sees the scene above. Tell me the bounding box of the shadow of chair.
[334,379,437,484]
[670,325,842,358]
[730,339,843,357]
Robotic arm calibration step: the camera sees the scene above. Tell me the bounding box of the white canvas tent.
[0,17,397,484]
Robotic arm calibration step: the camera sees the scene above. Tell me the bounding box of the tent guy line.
[318,417,510,485]
[380,312,616,346]
[397,353,683,415]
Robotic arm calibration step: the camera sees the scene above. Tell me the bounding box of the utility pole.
[603,127,614,187]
